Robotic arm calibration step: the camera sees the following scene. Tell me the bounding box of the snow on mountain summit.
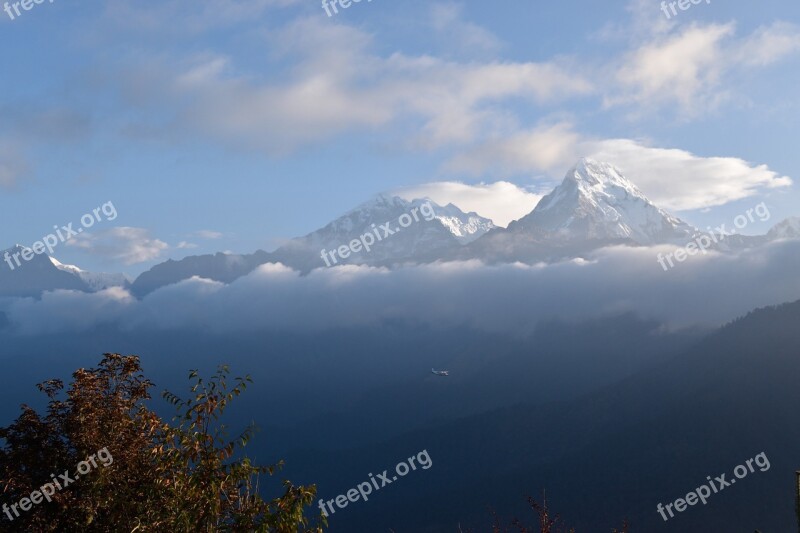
[767,217,800,240]
[423,201,495,244]
[49,256,86,274]
[334,194,494,244]
[50,257,130,291]
[510,158,696,245]
[271,194,495,271]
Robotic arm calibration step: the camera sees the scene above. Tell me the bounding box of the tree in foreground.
[0,353,323,532]
[485,492,629,533]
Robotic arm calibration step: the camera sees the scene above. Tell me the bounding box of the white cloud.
[733,22,800,67]
[394,181,542,227]
[444,122,791,211]
[67,227,169,265]
[582,138,792,211]
[48,0,800,217]
[177,241,198,249]
[444,122,581,177]
[593,0,676,43]
[7,240,800,335]
[101,2,800,166]
[609,23,736,115]
[429,2,503,56]
[6,287,134,335]
[193,230,223,239]
[114,17,592,153]
[607,20,800,116]
[397,59,593,147]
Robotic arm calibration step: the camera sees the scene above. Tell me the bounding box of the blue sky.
[0,0,799,275]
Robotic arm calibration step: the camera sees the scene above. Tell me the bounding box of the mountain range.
[2,158,797,298]
[277,297,800,532]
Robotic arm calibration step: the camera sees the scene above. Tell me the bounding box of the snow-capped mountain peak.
[266,194,495,272]
[50,257,130,291]
[563,158,648,200]
[767,217,800,240]
[49,256,85,274]
[326,193,409,234]
[510,158,696,245]
[332,194,494,243]
[302,194,493,249]
[430,202,496,244]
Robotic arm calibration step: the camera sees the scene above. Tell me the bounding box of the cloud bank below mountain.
[4,239,800,337]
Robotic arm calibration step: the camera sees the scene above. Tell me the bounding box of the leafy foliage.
[484,493,628,533]
[0,354,323,532]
